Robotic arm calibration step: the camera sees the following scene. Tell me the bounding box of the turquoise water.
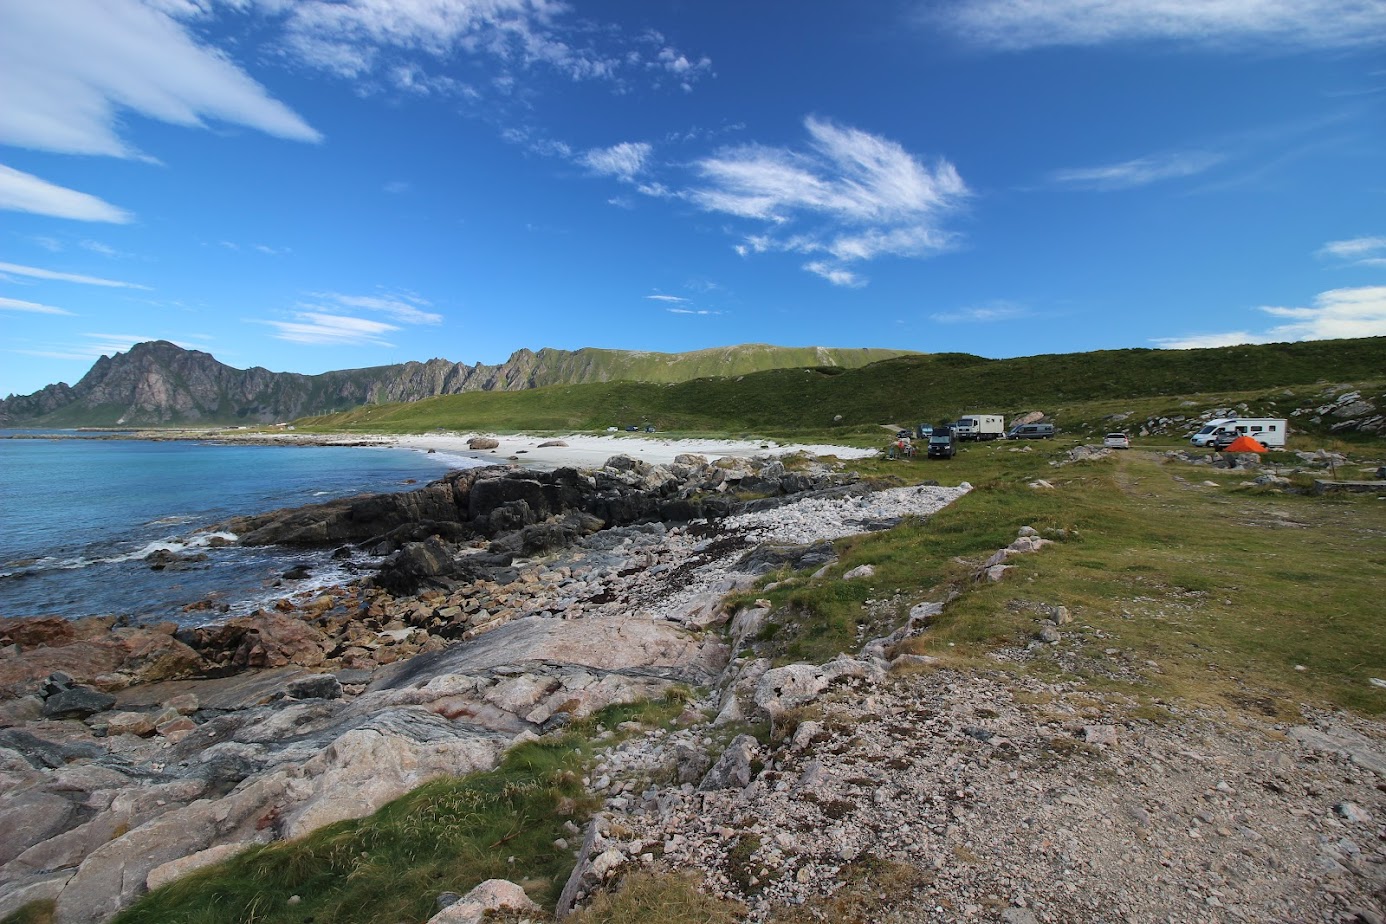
[0,434,483,624]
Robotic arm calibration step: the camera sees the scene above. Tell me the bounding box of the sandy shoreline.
[7,428,879,470]
[392,431,878,469]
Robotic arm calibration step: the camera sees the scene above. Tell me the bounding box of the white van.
[1190,417,1288,448]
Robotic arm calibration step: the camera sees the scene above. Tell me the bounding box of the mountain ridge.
[0,341,914,427]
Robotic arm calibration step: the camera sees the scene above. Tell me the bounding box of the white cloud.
[383,180,411,194]
[265,312,399,347]
[936,0,1386,51]
[0,296,73,315]
[645,294,689,304]
[312,292,444,325]
[685,116,968,285]
[0,164,133,223]
[1317,236,1386,267]
[0,260,146,288]
[0,0,321,158]
[1259,285,1386,340]
[666,307,721,316]
[1050,151,1225,190]
[1154,286,1386,348]
[582,142,652,181]
[931,301,1030,323]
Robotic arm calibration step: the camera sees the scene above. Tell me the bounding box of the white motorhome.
[1189,417,1288,448]
[953,413,1006,441]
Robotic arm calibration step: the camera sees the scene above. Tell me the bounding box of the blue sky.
[2,0,1384,397]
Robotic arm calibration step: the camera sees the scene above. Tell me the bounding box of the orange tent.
[1224,435,1267,453]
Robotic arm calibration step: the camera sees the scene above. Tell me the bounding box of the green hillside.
[299,337,1386,442]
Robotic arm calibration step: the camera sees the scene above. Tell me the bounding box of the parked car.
[644,425,657,433]
[915,423,934,439]
[926,433,956,459]
[896,429,912,439]
[1103,432,1131,449]
[1008,423,1056,439]
[624,425,639,432]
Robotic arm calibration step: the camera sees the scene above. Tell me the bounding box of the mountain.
[0,341,914,427]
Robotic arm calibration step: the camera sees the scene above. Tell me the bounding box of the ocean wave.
[0,530,241,578]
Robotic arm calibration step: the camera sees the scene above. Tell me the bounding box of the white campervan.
[1190,417,1288,448]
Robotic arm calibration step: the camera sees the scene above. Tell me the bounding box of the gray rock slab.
[370,615,728,691]
[113,666,309,711]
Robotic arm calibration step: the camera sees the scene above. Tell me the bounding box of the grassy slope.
[296,337,1386,442]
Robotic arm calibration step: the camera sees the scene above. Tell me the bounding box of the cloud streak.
[0,296,74,315]
[265,312,400,347]
[1050,150,1225,190]
[311,292,444,325]
[0,260,146,288]
[0,164,133,223]
[931,301,1030,323]
[0,0,321,158]
[936,0,1386,51]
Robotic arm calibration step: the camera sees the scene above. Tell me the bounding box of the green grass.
[740,442,1386,717]
[108,697,685,924]
[0,901,54,924]
[294,338,1386,445]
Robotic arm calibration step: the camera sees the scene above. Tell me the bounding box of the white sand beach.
[392,432,877,470]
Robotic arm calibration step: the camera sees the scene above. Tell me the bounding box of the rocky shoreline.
[3,450,1384,924]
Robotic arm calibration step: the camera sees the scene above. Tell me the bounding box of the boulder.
[467,437,500,450]
[196,612,327,671]
[425,879,540,924]
[698,734,759,791]
[42,686,116,719]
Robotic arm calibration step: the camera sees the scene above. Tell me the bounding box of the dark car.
[644,425,657,433]
[926,433,956,459]
[624,425,639,432]
[915,423,934,439]
[896,429,912,439]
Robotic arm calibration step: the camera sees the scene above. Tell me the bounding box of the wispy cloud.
[0,260,146,288]
[14,332,210,362]
[0,296,74,315]
[309,292,444,325]
[0,0,320,158]
[582,142,653,182]
[644,294,689,304]
[1050,151,1225,191]
[233,0,711,99]
[685,116,968,286]
[666,307,722,316]
[1154,286,1386,348]
[803,262,865,288]
[264,312,399,347]
[79,240,129,259]
[0,164,133,223]
[931,300,1030,323]
[935,0,1386,51]
[383,180,411,194]
[1317,235,1386,268]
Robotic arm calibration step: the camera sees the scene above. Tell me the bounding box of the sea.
[0,432,487,626]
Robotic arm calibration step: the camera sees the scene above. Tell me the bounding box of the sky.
[1,0,1384,398]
